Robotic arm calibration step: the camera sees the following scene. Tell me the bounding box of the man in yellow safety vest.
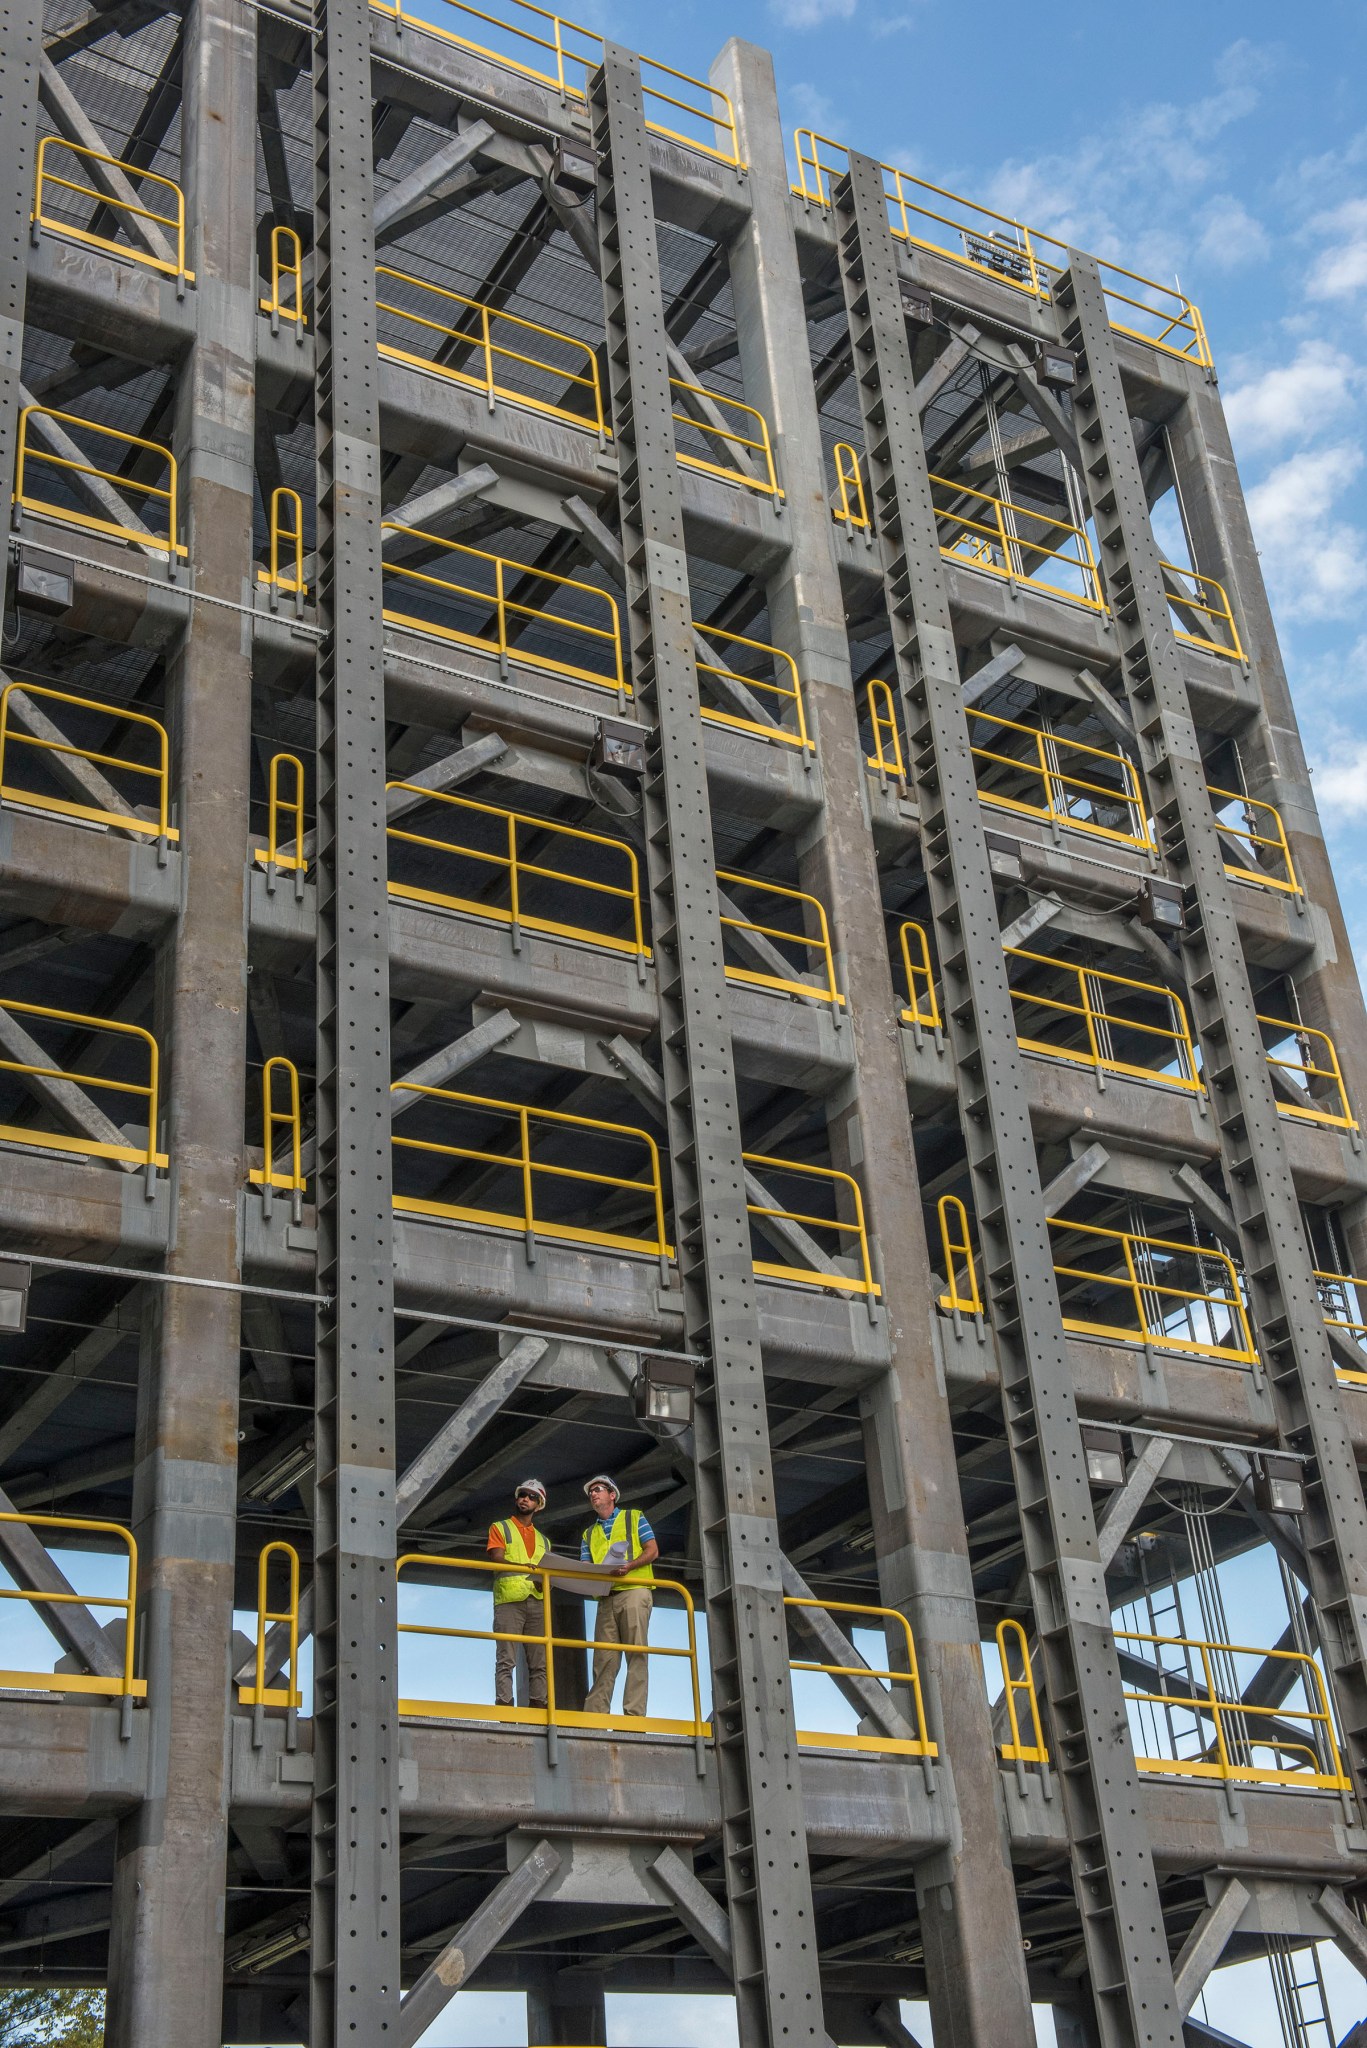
[581,1474,658,1717]
[486,1478,550,1709]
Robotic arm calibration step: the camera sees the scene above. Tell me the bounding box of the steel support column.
[103,2,258,2040]
[0,0,39,491]
[1059,252,1367,1802]
[832,153,1180,2047]
[310,0,401,2037]
[590,45,827,2048]
[712,40,1033,2047]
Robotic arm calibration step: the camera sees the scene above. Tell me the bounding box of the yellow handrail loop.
[261,224,305,330]
[0,996,167,1170]
[786,1595,937,1758]
[255,753,308,874]
[1162,564,1243,662]
[967,705,1154,852]
[238,1541,303,1713]
[995,1618,1049,1768]
[375,265,608,440]
[391,1083,671,1262]
[831,442,870,532]
[936,1194,982,1317]
[31,136,192,287]
[1208,785,1300,896]
[898,921,941,1032]
[248,1056,307,1209]
[13,405,186,562]
[1049,1217,1255,1364]
[381,522,627,700]
[0,1511,146,1700]
[1116,1629,1351,1791]
[717,869,844,1008]
[790,128,1212,369]
[866,680,905,782]
[259,487,306,602]
[0,681,176,843]
[1006,946,1202,1093]
[385,783,649,967]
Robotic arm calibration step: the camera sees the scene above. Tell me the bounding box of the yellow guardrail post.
[1048,1218,1256,1363]
[784,1594,936,1772]
[0,680,177,845]
[259,487,306,607]
[1208,785,1301,898]
[831,441,870,535]
[1316,1270,1367,1384]
[254,752,308,883]
[966,706,1153,852]
[898,920,940,1035]
[936,1193,983,1324]
[1258,1016,1359,1133]
[692,623,812,756]
[0,1511,147,1723]
[865,679,905,783]
[0,998,167,1175]
[1162,563,1243,661]
[248,1055,306,1221]
[239,1540,303,1744]
[1004,946,1202,1095]
[995,1618,1051,1794]
[1115,1628,1351,1791]
[669,378,783,501]
[261,224,305,332]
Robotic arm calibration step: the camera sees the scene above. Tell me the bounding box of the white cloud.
[1244,444,1367,620]
[1312,739,1367,816]
[1223,341,1361,452]
[1305,195,1367,298]
[787,80,839,132]
[1194,194,1269,270]
[767,0,855,28]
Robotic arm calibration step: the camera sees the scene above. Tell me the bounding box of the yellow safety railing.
[375,265,608,438]
[382,523,626,698]
[694,624,811,753]
[937,1194,982,1316]
[369,0,741,168]
[395,1555,707,1736]
[13,405,185,559]
[791,129,1213,369]
[967,705,1154,852]
[32,137,191,284]
[1259,1016,1358,1132]
[1049,1217,1255,1363]
[0,681,176,843]
[899,921,941,1030]
[260,224,305,327]
[238,1541,303,1709]
[392,1084,671,1258]
[996,1618,1049,1765]
[831,442,870,531]
[259,486,305,596]
[1006,946,1202,1093]
[0,1512,146,1699]
[670,379,782,499]
[1163,563,1243,661]
[1317,1270,1367,1386]
[1115,1629,1350,1791]
[254,753,307,872]
[746,1154,879,1298]
[0,997,167,1169]
[248,1057,306,1195]
[866,680,905,781]
[785,1596,936,1757]
[1209,786,1300,896]
[931,473,1105,612]
[386,784,649,964]
[717,869,844,1008]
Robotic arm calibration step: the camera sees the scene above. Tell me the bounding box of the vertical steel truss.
[0,0,38,490]
[1058,255,1367,1796]
[590,46,827,2048]
[310,0,401,2038]
[831,154,1182,2046]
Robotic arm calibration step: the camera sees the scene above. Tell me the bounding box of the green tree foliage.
[0,1989,104,2047]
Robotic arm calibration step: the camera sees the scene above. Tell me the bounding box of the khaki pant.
[494,1596,548,1708]
[585,1585,653,1717]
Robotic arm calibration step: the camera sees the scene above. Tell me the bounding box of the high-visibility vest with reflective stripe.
[491,1519,547,1606]
[585,1507,654,1586]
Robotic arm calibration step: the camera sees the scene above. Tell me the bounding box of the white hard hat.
[583,1473,619,1498]
[515,1477,547,1504]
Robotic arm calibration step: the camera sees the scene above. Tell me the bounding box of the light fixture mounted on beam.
[632,1356,695,1438]
[0,1258,31,1333]
[1081,1423,1127,1488]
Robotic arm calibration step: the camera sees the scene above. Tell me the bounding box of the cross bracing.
[1,5,1367,2047]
